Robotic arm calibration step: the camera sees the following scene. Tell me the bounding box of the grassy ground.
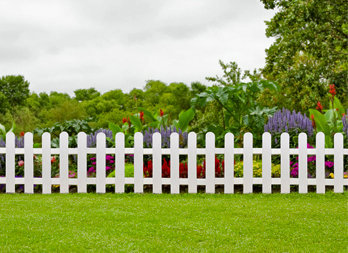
[0,193,347,252]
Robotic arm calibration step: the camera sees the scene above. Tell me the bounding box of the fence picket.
[188,132,197,193]
[334,133,344,193]
[262,132,272,194]
[6,132,15,193]
[96,133,106,193]
[316,132,325,194]
[243,133,253,193]
[42,133,51,194]
[77,132,87,193]
[224,133,234,194]
[24,133,34,194]
[153,133,162,193]
[60,132,69,193]
[115,133,125,193]
[280,133,290,194]
[206,132,215,193]
[134,132,143,193]
[299,133,308,193]
[170,133,180,194]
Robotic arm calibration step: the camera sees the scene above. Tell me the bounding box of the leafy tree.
[0,75,30,110]
[261,0,348,111]
[74,88,100,101]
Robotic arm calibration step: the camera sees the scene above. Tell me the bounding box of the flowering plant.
[309,84,346,148]
[264,108,314,148]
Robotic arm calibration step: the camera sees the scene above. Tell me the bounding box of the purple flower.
[264,108,313,136]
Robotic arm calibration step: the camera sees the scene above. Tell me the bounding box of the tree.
[74,88,100,101]
[261,0,348,111]
[0,75,30,110]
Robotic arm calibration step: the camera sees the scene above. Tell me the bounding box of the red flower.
[160,109,164,117]
[329,84,336,96]
[51,156,56,163]
[20,131,25,137]
[122,117,127,124]
[316,101,323,112]
[140,111,144,122]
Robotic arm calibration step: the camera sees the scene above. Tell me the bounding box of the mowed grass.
[0,193,347,252]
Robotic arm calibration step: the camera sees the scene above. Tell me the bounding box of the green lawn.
[0,193,347,252]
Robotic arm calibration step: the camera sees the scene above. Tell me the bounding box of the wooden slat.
[170,133,179,194]
[224,133,234,194]
[115,133,125,193]
[24,132,34,194]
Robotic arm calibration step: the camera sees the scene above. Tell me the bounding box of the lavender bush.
[264,108,314,147]
[143,126,188,148]
[87,129,114,148]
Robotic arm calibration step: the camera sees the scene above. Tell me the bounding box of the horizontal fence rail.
[0,132,347,194]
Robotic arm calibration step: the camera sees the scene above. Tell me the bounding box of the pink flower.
[18,160,24,167]
[106,166,112,171]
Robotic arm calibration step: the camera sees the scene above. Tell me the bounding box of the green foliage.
[309,94,346,148]
[173,108,195,132]
[261,0,348,111]
[191,79,279,146]
[74,88,100,101]
[0,75,30,111]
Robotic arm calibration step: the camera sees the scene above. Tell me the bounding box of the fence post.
[5,132,15,193]
[96,133,106,193]
[153,132,162,193]
[24,132,34,194]
[243,133,253,193]
[206,132,215,193]
[170,133,180,194]
[60,132,69,193]
[42,132,51,194]
[316,132,325,194]
[188,132,197,193]
[134,132,144,193]
[298,133,308,193]
[77,132,87,193]
[280,133,290,193]
[334,133,343,193]
[115,132,125,193]
[262,132,272,194]
[224,133,234,194]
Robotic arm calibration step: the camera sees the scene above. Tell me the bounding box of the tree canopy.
[261,0,348,111]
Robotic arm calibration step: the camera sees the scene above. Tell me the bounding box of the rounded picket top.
[243,132,253,147]
[6,131,15,141]
[42,132,51,147]
[262,132,271,140]
[299,132,307,145]
[77,132,87,139]
[224,132,234,139]
[316,132,325,139]
[205,132,215,147]
[188,132,197,140]
[152,132,161,146]
[116,132,125,146]
[96,132,106,146]
[24,132,33,140]
[59,131,69,138]
[280,132,290,142]
[134,132,143,143]
[334,132,343,143]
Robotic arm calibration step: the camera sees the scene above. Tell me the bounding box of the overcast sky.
[0,0,275,95]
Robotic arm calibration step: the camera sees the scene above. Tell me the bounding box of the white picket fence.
[0,132,347,194]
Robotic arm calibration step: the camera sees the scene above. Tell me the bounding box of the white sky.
[0,0,275,95]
